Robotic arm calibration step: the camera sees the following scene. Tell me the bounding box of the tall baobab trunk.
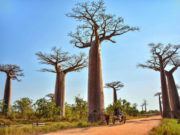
[113,88,117,103]
[159,58,171,118]
[88,42,104,122]
[158,95,162,116]
[3,75,11,116]
[54,71,66,117]
[166,71,180,118]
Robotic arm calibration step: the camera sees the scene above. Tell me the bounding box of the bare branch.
[36,47,87,74]
[69,31,91,48]
[163,47,178,62]
[67,0,139,48]
[154,92,161,96]
[168,58,180,73]
[138,43,180,73]
[63,53,88,73]
[39,68,56,73]
[104,81,124,90]
[137,61,160,71]
[0,64,24,81]
[36,47,69,66]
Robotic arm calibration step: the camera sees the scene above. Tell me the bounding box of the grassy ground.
[0,115,146,135]
[0,120,103,135]
[150,119,180,135]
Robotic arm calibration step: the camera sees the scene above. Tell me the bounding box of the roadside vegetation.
[0,120,102,135]
[0,95,158,135]
[150,119,180,135]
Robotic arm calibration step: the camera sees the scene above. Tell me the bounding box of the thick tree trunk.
[3,75,11,116]
[88,42,104,122]
[159,95,162,116]
[159,58,172,118]
[113,88,117,103]
[54,71,66,117]
[166,71,180,118]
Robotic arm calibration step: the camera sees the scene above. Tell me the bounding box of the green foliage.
[64,96,87,121]
[1,95,88,121]
[0,120,101,135]
[128,103,139,116]
[73,96,87,119]
[34,98,60,120]
[0,95,156,135]
[106,98,139,116]
[148,110,159,113]
[64,103,73,120]
[13,97,33,119]
[77,120,86,127]
[150,119,180,135]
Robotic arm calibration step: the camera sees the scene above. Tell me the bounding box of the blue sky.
[0,0,180,111]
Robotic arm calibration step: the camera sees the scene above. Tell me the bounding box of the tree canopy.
[36,47,88,73]
[0,64,24,81]
[67,0,139,48]
[138,43,180,71]
[105,81,124,90]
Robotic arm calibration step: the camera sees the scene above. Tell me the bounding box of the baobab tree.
[154,92,162,116]
[140,57,180,118]
[36,47,87,117]
[0,64,24,116]
[46,93,55,102]
[67,0,139,122]
[138,43,180,118]
[143,99,147,112]
[141,104,144,112]
[165,59,180,118]
[104,81,124,103]
[139,55,180,118]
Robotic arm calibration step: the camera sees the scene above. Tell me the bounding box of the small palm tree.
[104,81,124,103]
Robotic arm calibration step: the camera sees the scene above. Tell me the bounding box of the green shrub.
[150,119,180,135]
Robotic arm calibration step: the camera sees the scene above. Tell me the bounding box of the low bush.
[150,119,180,135]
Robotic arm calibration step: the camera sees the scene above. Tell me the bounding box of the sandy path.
[43,115,161,135]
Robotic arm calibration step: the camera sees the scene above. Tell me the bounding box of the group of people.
[104,108,125,125]
[114,108,124,119]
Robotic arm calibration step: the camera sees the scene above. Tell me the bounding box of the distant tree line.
[0,95,158,121]
[0,95,88,121]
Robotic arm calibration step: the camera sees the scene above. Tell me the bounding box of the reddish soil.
[43,115,161,135]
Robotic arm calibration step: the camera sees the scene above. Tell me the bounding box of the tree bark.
[88,42,104,122]
[3,75,11,116]
[159,95,162,116]
[54,71,66,117]
[166,71,180,118]
[113,88,117,103]
[159,57,172,118]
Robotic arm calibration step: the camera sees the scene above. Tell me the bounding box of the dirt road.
[44,115,161,135]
